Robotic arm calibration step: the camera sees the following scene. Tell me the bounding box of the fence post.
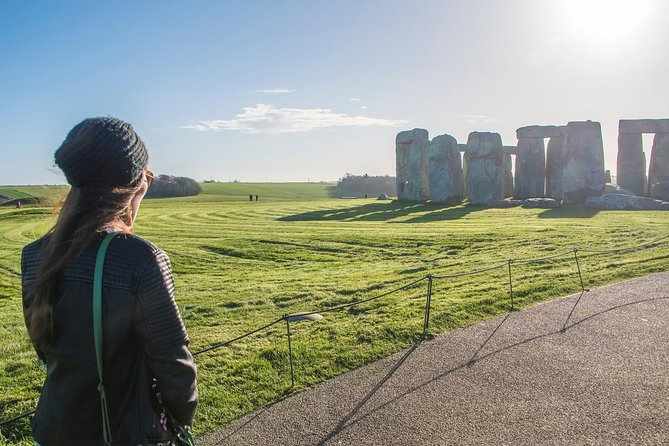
[507,260,514,311]
[423,274,433,338]
[573,248,587,292]
[285,316,295,387]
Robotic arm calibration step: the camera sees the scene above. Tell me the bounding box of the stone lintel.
[458,143,516,155]
[516,125,565,139]
[619,119,669,135]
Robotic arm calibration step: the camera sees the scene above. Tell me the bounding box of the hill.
[0,186,68,206]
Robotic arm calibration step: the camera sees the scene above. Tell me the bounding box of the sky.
[1,0,668,185]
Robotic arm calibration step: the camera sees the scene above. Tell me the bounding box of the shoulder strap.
[94,231,117,446]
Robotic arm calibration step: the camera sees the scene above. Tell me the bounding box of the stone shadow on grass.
[538,206,599,219]
[278,201,486,223]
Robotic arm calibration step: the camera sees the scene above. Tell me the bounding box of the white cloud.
[348,97,362,102]
[256,88,295,94]
[182,104,407,134]
[361,105,367,110]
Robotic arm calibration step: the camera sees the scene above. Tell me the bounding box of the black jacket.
[22,233,198,446]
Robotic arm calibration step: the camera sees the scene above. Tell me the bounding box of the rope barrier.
[192,317,285,357]
[294,275,429,317]
[431,262,507,279]
[0,409,35,428]
[2,233,667,428]
[511,249,574,264]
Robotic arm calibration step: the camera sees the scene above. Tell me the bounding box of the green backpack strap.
[93,231,117,446]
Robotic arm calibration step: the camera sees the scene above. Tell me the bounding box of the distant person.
[364,194,367,199]
[255,195,258,201]
[16,200,21,208]
[21,117,198,446]
[249,194,253,201]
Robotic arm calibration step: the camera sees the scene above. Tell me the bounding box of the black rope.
[294,276,429,317]
[511,249,574,264]
[0,408,35,427]
[192,317,285,357]
[431,262,507,279]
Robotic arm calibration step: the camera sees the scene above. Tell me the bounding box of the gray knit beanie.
[55,117,148,187]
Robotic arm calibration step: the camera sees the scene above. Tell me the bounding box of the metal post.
[285,317,295,387]
[423,275,433,338]
[507,260,514,311]
[573,249,586,292]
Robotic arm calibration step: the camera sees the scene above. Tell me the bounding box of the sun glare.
[563,0,653,43]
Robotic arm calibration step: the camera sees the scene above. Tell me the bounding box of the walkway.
[201,273,669,445]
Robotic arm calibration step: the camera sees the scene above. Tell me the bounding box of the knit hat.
[55,117,148,187]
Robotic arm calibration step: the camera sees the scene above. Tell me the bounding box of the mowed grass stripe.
[1,183,668,445]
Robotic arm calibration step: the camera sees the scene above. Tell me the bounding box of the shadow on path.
[316,295,669,443]
[316,342,422,446]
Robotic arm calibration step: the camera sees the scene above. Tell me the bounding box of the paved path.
[201,273,669,445]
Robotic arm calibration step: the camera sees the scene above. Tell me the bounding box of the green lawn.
[1,183,668,445]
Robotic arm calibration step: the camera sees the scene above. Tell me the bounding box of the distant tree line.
[146,174,202,198]
[336,173,396,196]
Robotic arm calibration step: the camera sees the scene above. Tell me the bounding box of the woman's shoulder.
[108,233,170,269]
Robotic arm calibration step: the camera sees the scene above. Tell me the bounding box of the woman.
[21,117,198,445]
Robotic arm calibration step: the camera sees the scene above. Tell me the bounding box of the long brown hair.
[27,182,142,350]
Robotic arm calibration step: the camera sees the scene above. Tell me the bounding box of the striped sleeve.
[135,250,189,351]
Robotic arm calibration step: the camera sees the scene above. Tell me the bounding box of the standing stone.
[648,132,669,197]
[545,135,564,199]
[514,138,546,199]
[396,128,429,200]
[428,134,464,204]
[562,121,606,203]
[503,153,514,197]
[617,132,646,196]
[464,132,504,205]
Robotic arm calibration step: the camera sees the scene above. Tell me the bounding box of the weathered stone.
[545,135,564,199]
[604,183,634,195]
[516,125,565,139]
[503,153,514,197]
[617,132,646,196]
[427,134,464,204]
[562,121,606,203]
[396,128,429,144]
[464,132,504,205]
[605,170,611,183]
[514,138,546,199]
[396,129,429,200]
[619,119,669,134]
[488,199,522,208]
[649,182,669,201]
[521,198,561,209]
[584,194,669,210]
[648,133,669,195]
[460,144,516,155]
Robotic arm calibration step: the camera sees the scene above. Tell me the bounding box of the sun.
[563,0,653,43]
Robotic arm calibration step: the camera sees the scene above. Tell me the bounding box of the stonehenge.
[395,128,429,201]
[561,121,606,203]
[464,132,505,205]
[427,134,464,204]
[514,137,546,200]
[394,117,669,208]
[617,118,669,199]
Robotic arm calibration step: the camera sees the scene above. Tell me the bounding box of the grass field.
[1,183,668,445]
